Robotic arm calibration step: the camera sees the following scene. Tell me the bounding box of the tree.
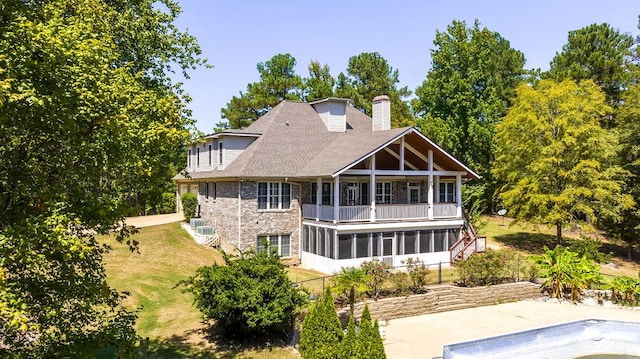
[493,79,633,244]
[304,60,335,102]
[221,53,303,129]
[355,304,385,359]
[1,0,203,356]
[336,52,414,128]
[602,84,640,259]
[413,19,526,212]
[183,249,307,338]
[339,315,358,359]
[545,23,634,110]
[299,287,342,359]
[333,267,369,318]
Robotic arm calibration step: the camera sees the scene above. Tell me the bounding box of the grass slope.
[102,223,302,358]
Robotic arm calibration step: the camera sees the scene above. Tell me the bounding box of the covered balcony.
[302,202,459,223]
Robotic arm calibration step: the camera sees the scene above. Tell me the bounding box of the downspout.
[237,181,242,249]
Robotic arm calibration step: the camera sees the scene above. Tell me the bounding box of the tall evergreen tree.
[412,19,526,212]
[336,52,414,128]
[304,60,335,102]
[602,84,640,259]
[545,23,634,111]
[221,53,303,129]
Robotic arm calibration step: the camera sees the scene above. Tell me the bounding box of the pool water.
[441,319,640,359]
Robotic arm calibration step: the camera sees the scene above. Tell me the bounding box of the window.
[408,182,421,204]
[257,235,291,257]
[258,182,291,210]
[310,182,333,205]
[196,148,200,167]
[218,142,223,166]
[439,182,456,203]
[204,182,216,199]
[376,182,392,204]
[208,144,212,165]
[188,149,192,167]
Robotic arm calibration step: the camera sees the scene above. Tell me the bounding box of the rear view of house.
[175,96,484,274]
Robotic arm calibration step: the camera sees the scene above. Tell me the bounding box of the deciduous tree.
[413,19,526,212]
[0,0,204,355]
[493,79,632,244]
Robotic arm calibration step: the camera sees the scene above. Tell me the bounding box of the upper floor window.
[309,182,333,205]
[376,182,392,204]
[188,149,192,167]
[439,182,456,203]
[258,182,291,210]
[196,148,200,167]
[208,144,212,165]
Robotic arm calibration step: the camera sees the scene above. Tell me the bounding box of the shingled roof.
[179,100,480,180]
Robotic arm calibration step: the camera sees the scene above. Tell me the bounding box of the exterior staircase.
[429,285,476,313]
[449,210,486,263]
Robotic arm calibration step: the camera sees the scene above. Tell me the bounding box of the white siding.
[220,136,255,169]
[313,101,346,132]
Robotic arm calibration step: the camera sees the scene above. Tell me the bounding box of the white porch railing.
[302,203,460,222]
[376,203,429,220]
[433,203,457,218]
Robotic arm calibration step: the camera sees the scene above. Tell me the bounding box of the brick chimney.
[372,95,390,131]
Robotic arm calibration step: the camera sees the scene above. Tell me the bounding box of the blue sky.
[173,1,640,133]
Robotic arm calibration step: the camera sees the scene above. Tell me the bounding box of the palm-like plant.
[333,266,369,317]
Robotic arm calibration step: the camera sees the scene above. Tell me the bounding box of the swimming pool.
[441,319,640,359]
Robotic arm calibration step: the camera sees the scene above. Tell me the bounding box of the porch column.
[315,177,322,221]
[333,175,340,223]
[370,155,376,222]
[400,137,405,171]
[428,150,434,219]
[456,173,462,218]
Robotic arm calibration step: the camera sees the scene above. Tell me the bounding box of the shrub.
[390,271,410,296]
[568,236,611,264]
[180,192,197,221]
[404,257,430,293]
[356,304,386,359]
[157,192,177,214]
[339,315,358,359]
[181,248,307,338]
[360,259,391,299]
[607,276,640,306]
[299,287,343,359]
[455,249,515,286]
[533,245,602,302]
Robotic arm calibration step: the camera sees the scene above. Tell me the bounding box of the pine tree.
[299,287,343,358]
[355,304,386,359]
[339,315,358,359]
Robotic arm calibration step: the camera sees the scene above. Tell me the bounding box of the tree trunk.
[349,285,355,319]
[628,242,633,261]
[556,222,562,246]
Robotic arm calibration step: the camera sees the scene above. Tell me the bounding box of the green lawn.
[102,223,305,359]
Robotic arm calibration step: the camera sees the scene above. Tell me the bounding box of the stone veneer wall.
[198,181,301,259]
[337,282,542,325]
